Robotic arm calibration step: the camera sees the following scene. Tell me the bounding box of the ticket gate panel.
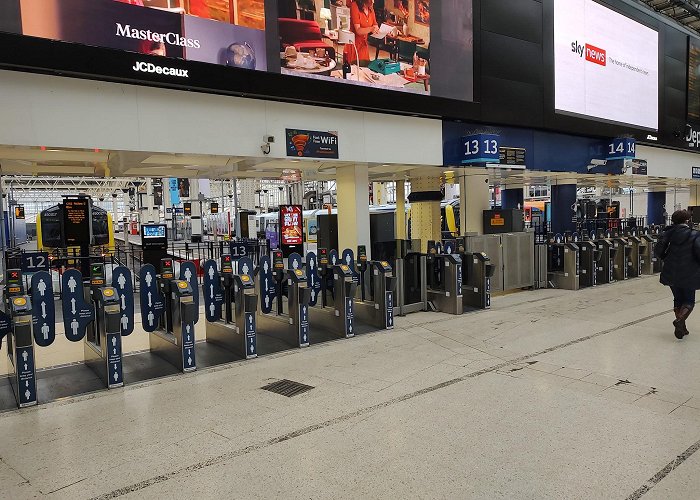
[427,254,463,315]
[578,241,597,288]
[354,260,396,329]
[547,243,580,290]
[308,263,358,338]
[612,238,629,281]
[84,287,124,389]
[463,253,493,310]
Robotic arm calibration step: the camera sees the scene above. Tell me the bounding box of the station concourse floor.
[2,277,700,499]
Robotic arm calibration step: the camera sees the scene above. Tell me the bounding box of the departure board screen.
[63,199,91,245]
[689,37,700,121]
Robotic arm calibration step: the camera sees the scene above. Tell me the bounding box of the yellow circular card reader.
[178,281,189,289]
[241,275,251,282]
[12,297,26,307]
[381,261,389,267]
[103,289,115,297]
[295,269,303,277]
[340,265,349,271]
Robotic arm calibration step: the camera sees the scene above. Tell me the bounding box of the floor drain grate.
[261,379,315,397]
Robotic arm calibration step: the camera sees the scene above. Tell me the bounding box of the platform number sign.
[607,138,635,160]
[461,134,501,165]
[21,252,49,273]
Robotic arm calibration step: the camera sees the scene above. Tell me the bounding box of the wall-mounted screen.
[0,0,473,104]
[554,0,659,130]
[689,37,700,121]
[142,224,166,238]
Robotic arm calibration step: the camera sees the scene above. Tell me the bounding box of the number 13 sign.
[461,134,501,165]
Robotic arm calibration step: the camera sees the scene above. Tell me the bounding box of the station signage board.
[461,134,500,165]
[63,198,91,245]
[210,202,219,214]
[286,129,339,160]
[607,138,636,160]
[14,206,25,219]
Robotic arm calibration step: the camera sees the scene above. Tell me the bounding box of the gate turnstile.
[578,239,597,288]
[204,255,258,359]
[547,234,580,290]
[2,269,37,408]
[463,252,493,310]
[612,236,630,281]
[427,253,464,315]
[308,263,357,338]
[355,260,396,328]
[594,233,616,285]
[627,234,645,278]
[640,233,660,275]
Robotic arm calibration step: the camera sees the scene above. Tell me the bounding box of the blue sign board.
[693,167,700,179]
[341,249,359,283]
[288,253,303,272]
[169,178,180,205]
[385,291,394,329]
[112,266,135,337]
[443,240,456,255]
[306,252,320,307]
[461,134,500,165]
[203,260,223,323]
[31,271,55,347]
[139,264,165,332]
[259,256,275,314]
[286,129,339,159]
[182,321,196,370]
[106,333,123,386]
[237,257,254,278]
[345,296,354,337]
[607,138,636,160]
[16,346,36,406]
[299,303,309,347]
[179,261,199,323]
[21,252,50,273]
[61,269,94,342]
[245,311,257,358]
[456,262,463,297]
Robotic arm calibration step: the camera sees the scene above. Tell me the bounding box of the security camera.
[590,159,607,166]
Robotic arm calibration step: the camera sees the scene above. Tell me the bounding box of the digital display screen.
[63,198,91,245]
[279,205,303,246]
[554,0,659,130]
[689,38,700,121]
[143,224,166,238]
[14,206,25,219]
[0,0,474,103]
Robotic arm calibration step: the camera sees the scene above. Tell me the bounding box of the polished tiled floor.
[1,276,700,499]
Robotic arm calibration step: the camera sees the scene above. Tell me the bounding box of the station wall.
[0,70,443,167]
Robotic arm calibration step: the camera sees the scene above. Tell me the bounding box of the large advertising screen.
[554,0,659,130]
[0,0,473,104]
[689,37,700,121]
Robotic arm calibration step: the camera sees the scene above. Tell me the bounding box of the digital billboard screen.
[689,37,700,121]
[0,0,473,105]
[554,0,659,130]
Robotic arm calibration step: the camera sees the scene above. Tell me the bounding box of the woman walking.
[655,209,700,339]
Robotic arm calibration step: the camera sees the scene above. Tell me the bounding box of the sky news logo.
[571,41,607,66]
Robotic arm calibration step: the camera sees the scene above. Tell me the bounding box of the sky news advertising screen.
[0,0,473,102]
[554,0,659,130]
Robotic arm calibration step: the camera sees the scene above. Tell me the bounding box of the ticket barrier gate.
[396,251,428,316]
[578,237,597,288]
[204,256,258,359]
[612,235,630,281]
[308,263,357,338]
[140,258,197,372]
[547,234,580,290]
[640,233,660,275]
[426,253,463,315]
[84,263,124,388]
[257,254,312,348]
[354,260,396,329]
[626,234,646,278]
[1,269,36,408]
[594,232,616,285]
[463,252,493,310]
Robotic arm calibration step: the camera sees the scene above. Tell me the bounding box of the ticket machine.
[204,255,258,359]
[140,258,197,372]
[257,252,312,348]
[2,269,37,408]
[84,263,124,388]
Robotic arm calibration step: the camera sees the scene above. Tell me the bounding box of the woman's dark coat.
[655,224,700,290]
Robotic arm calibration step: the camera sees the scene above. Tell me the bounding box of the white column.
[460,171,490,235]
[336,164,371,258]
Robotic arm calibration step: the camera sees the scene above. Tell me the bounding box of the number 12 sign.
[461,134,501,165]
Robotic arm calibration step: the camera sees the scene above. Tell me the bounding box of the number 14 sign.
[461,134,500,165]
[607,138,635,160]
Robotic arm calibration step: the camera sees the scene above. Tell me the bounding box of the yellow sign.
[490,218,505,226]
[103,288,115,297]
[178,281,189,289]
[8,286,20,294]
[13,297,26,307]
[163,273,174,279]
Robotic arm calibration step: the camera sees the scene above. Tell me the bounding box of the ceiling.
[0,144,694,190]
[639,0,700,33]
